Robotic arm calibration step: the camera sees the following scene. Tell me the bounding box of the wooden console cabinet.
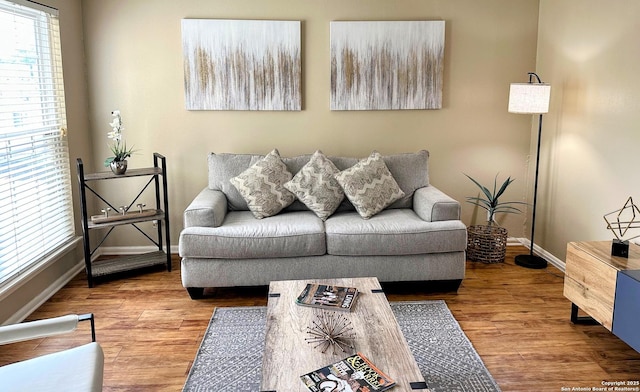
[564,241,640,351]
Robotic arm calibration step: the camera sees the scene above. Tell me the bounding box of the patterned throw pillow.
[229,149,295,219]
[334,151,405,219]
[284,150,344,221]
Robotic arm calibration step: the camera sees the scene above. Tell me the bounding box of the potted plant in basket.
[465,174,525,263]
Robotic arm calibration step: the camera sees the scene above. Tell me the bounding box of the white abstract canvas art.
[182,19,301,111]
[331,21,445,111]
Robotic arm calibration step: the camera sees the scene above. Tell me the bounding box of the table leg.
[570,303,599,325]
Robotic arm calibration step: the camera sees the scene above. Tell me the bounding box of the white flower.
[104,109,136,167]
[109,111,123,132]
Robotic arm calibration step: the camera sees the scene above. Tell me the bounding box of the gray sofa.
[179,150,467,299]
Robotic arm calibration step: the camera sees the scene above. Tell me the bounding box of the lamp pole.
[514,112,547,268]
[509,72,549,269]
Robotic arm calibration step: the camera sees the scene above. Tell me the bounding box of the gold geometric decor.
[604,196,640,258]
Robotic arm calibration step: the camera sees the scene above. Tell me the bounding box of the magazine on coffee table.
[295,283,359,312]
[300,352,396,392]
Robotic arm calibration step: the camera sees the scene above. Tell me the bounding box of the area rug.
[183,300,501,392]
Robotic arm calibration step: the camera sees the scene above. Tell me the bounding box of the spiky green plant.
[465,174,526,226]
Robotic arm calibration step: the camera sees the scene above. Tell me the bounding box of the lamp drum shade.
[508,83,551,114]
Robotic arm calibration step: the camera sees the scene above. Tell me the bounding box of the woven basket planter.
[466,225,508,263]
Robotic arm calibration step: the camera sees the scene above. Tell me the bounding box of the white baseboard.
[5,259,85,325]
[507,237,522,246]
[512,237,565,272]
[91,244,566,273]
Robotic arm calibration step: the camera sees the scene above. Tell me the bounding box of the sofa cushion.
[334,151,405,219]
[325,209,468,256]
[380,150,429,208]
[208,152,264,210]
[284,150,344,220]
[229,149,296,219]
[179,211,326,259]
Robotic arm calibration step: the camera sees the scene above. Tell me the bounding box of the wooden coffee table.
[260,277,429,391]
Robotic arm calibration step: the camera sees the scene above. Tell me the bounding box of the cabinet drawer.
[564,243,617,330]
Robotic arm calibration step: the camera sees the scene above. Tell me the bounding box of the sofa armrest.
[184,188,227,228]
[413,186,461,222]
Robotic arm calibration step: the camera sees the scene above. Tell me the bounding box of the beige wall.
[80,0,540,247]
[536,0,640,260]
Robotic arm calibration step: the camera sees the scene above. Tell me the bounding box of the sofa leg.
[186,287,205,299]
[419,279,463,292]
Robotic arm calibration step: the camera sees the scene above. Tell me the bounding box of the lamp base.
[515,254,547,269]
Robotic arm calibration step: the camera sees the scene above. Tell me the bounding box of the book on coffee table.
[300,352,396,392]
[295,283,359,312]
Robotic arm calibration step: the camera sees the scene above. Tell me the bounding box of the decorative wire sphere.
[305,311,355,354]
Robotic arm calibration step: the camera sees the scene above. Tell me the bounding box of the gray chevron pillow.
[284,150,344,220]
[229,149,295,219]
[334,151,405,219]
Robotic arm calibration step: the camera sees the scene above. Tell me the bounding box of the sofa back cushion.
[208,150,429,211]
[208,153,264,210]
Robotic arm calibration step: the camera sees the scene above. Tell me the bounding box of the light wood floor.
[1,246,639,391]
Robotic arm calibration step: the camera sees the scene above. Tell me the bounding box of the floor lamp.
[508,72,551,269]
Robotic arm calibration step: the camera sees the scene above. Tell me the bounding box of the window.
[0,0,74,288]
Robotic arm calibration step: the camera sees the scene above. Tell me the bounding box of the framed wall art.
[182,19,301,111]
[330,20,445,111]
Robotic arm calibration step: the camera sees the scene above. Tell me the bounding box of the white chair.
[0,313,104,392]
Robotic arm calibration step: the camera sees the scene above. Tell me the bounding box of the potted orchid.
[104,110,136,174]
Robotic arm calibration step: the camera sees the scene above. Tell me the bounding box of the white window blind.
[0,0,74,288]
